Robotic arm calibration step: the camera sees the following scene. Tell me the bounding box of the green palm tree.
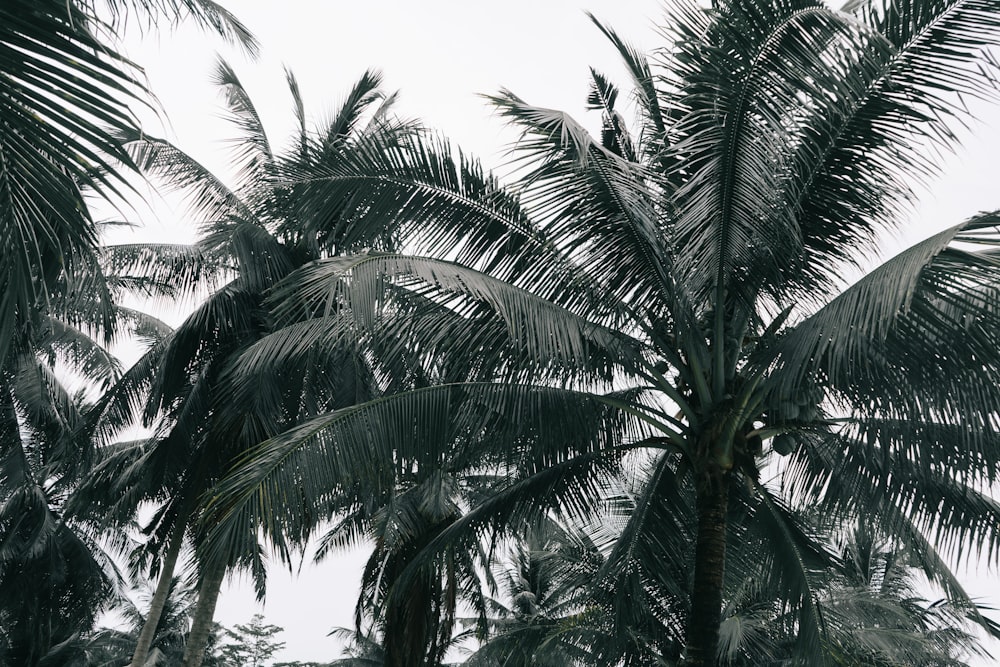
[83,58,496,667]
[0,268,133,666]
[208,0,1000,664]
[0,0,255,364]
[82,575,201,666]
[464,519,611,667]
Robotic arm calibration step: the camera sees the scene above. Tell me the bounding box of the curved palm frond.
[90,0,258,55]
[279,130,546,262]
[486,91,673,320]
[204,382,665,562]
[778,0,1000,299]
[211,57,274,194]
[118,128,257,229]
[767,212,1000,422]
[266,253,648,380]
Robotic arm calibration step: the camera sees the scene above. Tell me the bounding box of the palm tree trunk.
[181,557,227,667]
[684,474,729,667]
[129,515,187,667]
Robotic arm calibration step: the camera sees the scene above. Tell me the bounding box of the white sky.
[112,1,1000,663]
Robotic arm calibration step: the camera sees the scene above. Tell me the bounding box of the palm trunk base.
[182,558,227,667]
[683,474,729,667]
[129,518,186,667]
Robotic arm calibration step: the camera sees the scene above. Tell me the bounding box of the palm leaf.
[587,13,672,168]
[266,253,647,379]
[93,0,259,55]
[211,57,274,194]
[487,90,673,319]
[766,212,1000,421]
[778,0,1000,298]
[279,131,542,269]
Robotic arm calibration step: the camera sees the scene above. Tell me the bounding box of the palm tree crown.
[199,0,1000,664]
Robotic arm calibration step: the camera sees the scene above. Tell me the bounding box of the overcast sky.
[114,1,1000,663]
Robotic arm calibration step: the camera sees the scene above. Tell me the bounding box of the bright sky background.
[111,1,1000,663]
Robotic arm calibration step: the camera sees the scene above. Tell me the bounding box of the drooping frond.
[88,0,259,55]
[204,383,664,564]
[740,478,829,663]
[144,282,264,421]
[33,315,121,390]
[784,433,996,627]
[101,242,226,302]
[278,132,542,268]
[119,129,256,228]
[766,212,1000,423]
[84,340,166,446]
[0,0,147,360]
[266,253,647,380]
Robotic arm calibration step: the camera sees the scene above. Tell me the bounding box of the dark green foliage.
[206,0,1000,663]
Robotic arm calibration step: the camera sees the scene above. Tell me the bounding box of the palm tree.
[464,519,611,667]
[82,575,201,666]
[83,58,493,667]
[90,51,549,665]
[207,0,1000,664]
[806,523,990,666]
[313,463,509,666]
[0,0,255,365]
[0,267,132,666]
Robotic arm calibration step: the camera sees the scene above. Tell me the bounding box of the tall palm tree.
[83,58,510,667]
[207,0,1000,664]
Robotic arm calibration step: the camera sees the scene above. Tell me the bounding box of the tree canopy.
[4,0,1000,666]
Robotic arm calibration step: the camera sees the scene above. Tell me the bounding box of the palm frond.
[767,212,1000,422]
[778,0,1000,298]
[90,0,259,55]
[204,383,660,566]
[665,0,851,305]
[118,129,256,229]
[741,478,830,664]
[321,70,392,148]
[487,90,673,319]
[34,315,121,390]
[211,57,274,193]
[266,253,646,380]
[0,0,157,359]
[102,242,225,302]
[279,131,541,268]
[587,13,672,168]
